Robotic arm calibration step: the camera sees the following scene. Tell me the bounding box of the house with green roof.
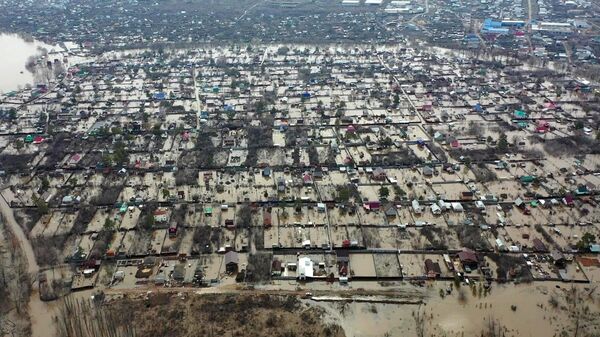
[520,175,535,184]
[514,110,528,119]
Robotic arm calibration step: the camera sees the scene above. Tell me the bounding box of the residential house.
[153,209,170,223]
[298,256,314,280]
[458,249,479,270]
[372,167,387,181]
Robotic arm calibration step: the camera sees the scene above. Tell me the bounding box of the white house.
[298,257,314,280]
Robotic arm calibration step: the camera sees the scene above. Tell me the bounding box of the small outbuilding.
[225,251,239,273]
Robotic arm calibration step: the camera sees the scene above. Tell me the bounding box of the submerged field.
[50,280,600,337]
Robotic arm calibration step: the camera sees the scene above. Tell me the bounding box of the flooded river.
[0,33,57,93]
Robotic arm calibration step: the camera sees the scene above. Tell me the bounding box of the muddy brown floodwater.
[0,190,57,337]
[0,33,56,93]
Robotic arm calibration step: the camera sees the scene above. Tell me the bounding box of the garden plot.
[200,206,222,227]
[178,228,195,256]
[128,230,153,256]
[398,254,432,278]
[275,225,330,249]
[363,227,401,249]
[358,208,387,226]
[120,208,141,230]
[548,225,600,250]
[547,207,587,225]
[356,184,386,201]
[408,144,432,161]
[196,254,224,281]
[504,207,548,227]
[55,212,77,236]
[412,210,445,226]
[579,206,600,224]
[185,205,203,226]
[442,210,470,227]
[107,231,125,256]
[349,253,377,277]
[417,225,459,250]
[560,262,588,282]
[502,225,553,251]
[161,230,184,255]
[373,254,402,277]
[430,182,468,200]
[59,235,80,262]
[451,224,494,251]
[150,229,168,254]
[484,179,528,200]
[328,209,360,227]
[330,224,364,248]
[31,212,61,238]
[78,233,97,260]
[87,208,114,232]
[220,228,238,251]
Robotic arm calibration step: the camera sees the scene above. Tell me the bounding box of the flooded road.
[0,190,56,337]
[0,190,38,274]
[0,33,56,93]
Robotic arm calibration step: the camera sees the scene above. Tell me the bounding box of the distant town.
[0,1,599,337]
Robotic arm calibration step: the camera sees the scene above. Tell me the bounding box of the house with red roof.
[302,173,313,185]
[536,120,550,133]
[33,136,45,144]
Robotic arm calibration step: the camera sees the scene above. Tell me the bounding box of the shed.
[384,205,397,217]
[225,251,239,273]
[425,259,442,278]
[412,199,422,214]
[172,264,186,282]
[551,250,566,267]
[423,166,434,177]
[271,260,283,276]
[532,238,548,252]
[451,202,464,212]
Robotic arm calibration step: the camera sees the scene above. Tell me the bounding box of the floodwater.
[0,189,55,337]
[0,33,56,93]
[312,281,595,337]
